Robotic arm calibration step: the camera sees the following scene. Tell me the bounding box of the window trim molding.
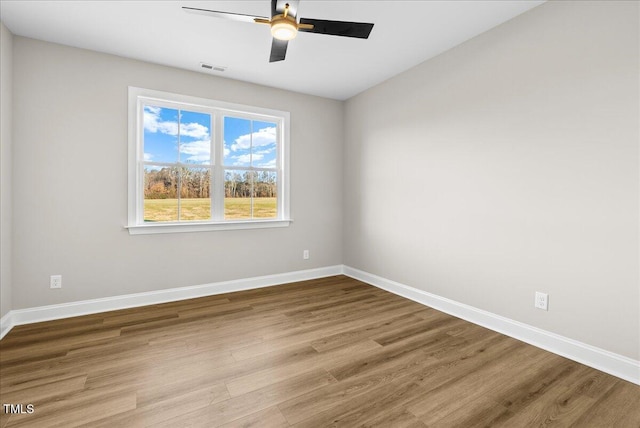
[125,219,293,235]
[127,86,291,234]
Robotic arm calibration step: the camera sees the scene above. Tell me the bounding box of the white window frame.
[127,87,291,235]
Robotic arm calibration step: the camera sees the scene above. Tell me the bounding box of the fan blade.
[269,38,288,62]
[182,7,267,23]
[272,0,299,18]
[298,18,374,39]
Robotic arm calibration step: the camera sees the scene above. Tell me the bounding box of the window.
[127,87,290,234]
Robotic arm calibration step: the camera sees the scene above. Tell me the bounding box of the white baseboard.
[2,264,638,386]
[0,265,343,340]
[0,311,12,341]
[343,265,640,385]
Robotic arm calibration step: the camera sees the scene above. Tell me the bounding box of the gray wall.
[344,1,639,360]
[11,37,343,309]
[1,22,13,320]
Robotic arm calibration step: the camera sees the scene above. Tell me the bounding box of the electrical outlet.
[535,292,548,310]
[50,275,62,289]
[303,250,310,260]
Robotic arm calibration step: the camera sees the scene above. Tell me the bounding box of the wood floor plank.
[218,406,289,428]
[0,371,82,394]
[569,379,640,427]
[490,375,597,427]
[310,313,424,352]
[118,305,254,335]
[0,375,87,409]
[2,315,104,337]
[0,362,76,390]
[231,299,424,361]
[157,369,336,427]
[139,311,284,346]
[419,355,588,427]
[0,329,122,364]
[133,344,320,408]
[481,356,591,426]
[407,344,555,421]
[567,366,620,399]
[1,275,638,427]
[291,378,423,427]
[90,383,229,428]
[282,291,379,317]
[329,330,466,382]
[371,316,464,347]
[410,333,525,389]
[0,410,9,428]
[225,339,382,397]
[83,346,238,393]
[0,320,110,348]
[279,349,448,424]
[358,406,427,428]
[4,387,136,428]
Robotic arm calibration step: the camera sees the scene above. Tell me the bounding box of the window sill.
[126,219,292,235]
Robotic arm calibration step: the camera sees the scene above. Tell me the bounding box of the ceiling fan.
[183,0,374,62]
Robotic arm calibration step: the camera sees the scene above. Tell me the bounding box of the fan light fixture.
[182,0,374,63]
[271,17,297,40]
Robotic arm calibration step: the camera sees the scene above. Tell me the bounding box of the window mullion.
[177,110,182,221]
[279,117,287,220]
[250,120,254,219]
[137,100,145,224]
[213,112,225,221]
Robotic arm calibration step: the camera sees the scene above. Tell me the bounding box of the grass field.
[144,198,277,222]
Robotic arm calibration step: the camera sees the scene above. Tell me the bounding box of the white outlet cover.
[535,291,548,311]
[50,275,62,289]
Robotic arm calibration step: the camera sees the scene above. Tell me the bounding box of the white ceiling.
[0,0,544,100]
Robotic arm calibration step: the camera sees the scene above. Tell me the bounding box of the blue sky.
[143,105,277,168]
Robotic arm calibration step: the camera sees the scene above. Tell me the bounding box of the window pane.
[223,116,251,167]
[179,111,211,165]
[144,166,178,222]
[179,167,211,221]
[251,121,277,168]
[224,170,251,219]
[143,106,178,163]
[253,171,277,218]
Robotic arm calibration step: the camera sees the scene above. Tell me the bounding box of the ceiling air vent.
[200,63,227,72]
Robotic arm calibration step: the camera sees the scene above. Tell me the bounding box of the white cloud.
[226,152,281,167]
[253,147,276,156]
[144,106,178,135]
[144,106,209,139]
[143,152,153,161]
[180,122,209,139]
[232,153,259,165]
[231,126,276,152]
[180,140,210,155]
[254,158,276,168]
[180,139,211,164]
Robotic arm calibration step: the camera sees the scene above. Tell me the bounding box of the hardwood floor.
[1,275,638,427]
